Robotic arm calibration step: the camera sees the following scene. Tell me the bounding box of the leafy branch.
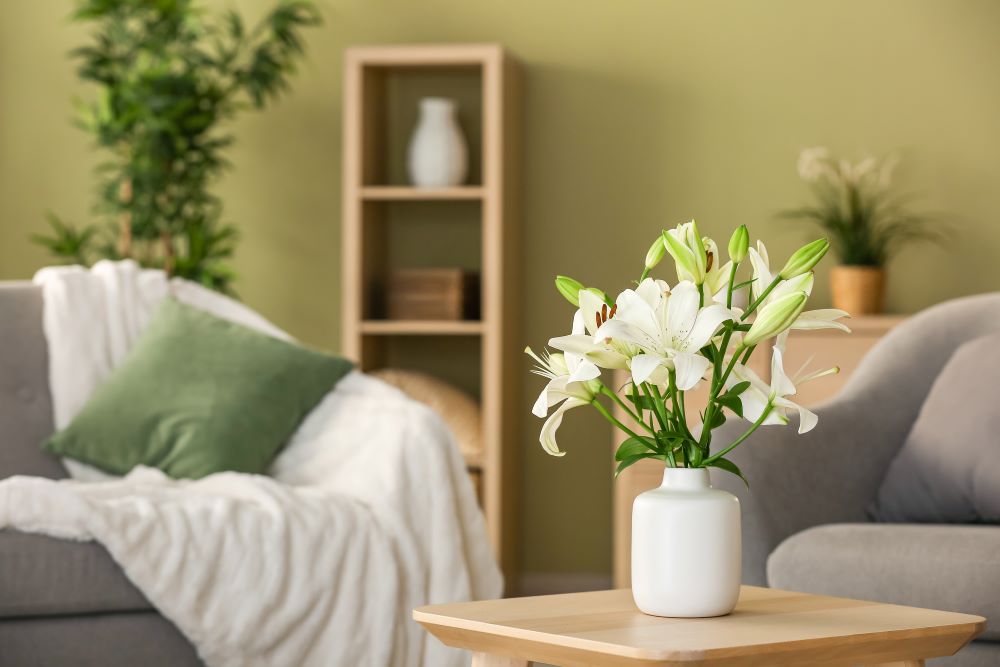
[33,0,321,293]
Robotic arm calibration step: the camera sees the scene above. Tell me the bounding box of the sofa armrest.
[0,282,65,480]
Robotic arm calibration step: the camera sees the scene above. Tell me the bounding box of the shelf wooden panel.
[360,186,485,201]
[359,319,485,335]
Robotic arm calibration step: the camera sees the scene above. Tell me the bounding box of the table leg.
[471,651,532,667]
[865,661,924,666]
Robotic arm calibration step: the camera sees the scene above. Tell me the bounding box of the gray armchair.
[713,293,1000,666]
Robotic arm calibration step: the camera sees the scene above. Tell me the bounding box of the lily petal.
[532,386,551,418]
[672,350,712,390]
[686,303,735,350]
[593,319,659,353]
[630,353,665,385]
[568,358,601,383]
[539,397,588,456]
[791,308,852,333]
[665,281,701,342]
[578,289,607,336]
[770,346,797,398]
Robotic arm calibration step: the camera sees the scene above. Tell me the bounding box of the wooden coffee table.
[414,586,985,666]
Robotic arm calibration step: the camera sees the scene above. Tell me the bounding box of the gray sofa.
[0,283,202,666]
[714,293,1000,666]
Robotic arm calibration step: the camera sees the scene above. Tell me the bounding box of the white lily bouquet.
[526,221,851,483]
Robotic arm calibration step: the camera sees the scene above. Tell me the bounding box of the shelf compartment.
[361,186,485,201]
[360,319,485,335]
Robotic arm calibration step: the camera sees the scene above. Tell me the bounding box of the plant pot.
[830,265,885,315]
[631,468,741,617]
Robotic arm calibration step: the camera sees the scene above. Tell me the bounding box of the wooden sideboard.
[611,315,906,588]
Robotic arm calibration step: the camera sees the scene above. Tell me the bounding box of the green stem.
[591,398,647,443]
[667,370,696,467]
[699,347,742,450]
[639,267,651,282]
[704,403,774,464]
[641,382,669,431]
[742,276,781,321]
[725,262,738,309]
[599,386,655,434]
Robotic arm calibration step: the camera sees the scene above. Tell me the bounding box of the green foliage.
[781,151,942,267]
[33,0,321,293]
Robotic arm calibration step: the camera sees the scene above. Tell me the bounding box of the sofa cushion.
[0,530,151,618]
[870,332,1000,523]
[44,297,354,479]
[0,283,66,481]
[768,523,1000,640]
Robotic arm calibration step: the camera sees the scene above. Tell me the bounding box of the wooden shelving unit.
[341,44,520,586]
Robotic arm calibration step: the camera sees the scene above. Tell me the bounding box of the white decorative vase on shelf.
[407,97,468,188]
[631,467,741,618]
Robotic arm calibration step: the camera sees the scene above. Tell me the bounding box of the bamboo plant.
[32,0,321,293]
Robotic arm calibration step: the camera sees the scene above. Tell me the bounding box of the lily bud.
[779,239,829,279]
[662,220,708,284]
[644,236,666,270]
[742,291,807,348]
[728,225,749,264]
[554,275,584,307]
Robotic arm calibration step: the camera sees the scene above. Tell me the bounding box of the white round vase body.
[631,467,741,617]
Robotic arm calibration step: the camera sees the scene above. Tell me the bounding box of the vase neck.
[660,467,711,490]
[420,97,456,116]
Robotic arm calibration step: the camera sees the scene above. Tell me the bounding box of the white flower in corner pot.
[526,224,850,618]
[784,147,942,315]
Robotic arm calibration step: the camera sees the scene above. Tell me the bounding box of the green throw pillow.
[44,297,353,479]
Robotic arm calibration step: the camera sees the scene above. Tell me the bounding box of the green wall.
[2,1,999,578]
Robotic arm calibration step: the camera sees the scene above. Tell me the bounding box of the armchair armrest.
[712,292,1000,585]
[711,394,907,585]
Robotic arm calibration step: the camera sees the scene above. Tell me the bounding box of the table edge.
[412,608,986,662]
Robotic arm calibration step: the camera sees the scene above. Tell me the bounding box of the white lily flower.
[748,241,851,334]
[726,336,837,434]
[525,345,598,456]
[593,279,735,391]
[548,288,631,371]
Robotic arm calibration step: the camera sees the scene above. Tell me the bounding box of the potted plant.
[782,147,940,314]
[31,0,321,293]
[526,222,849,617]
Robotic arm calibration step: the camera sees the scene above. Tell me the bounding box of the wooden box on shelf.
[387,268,479,321]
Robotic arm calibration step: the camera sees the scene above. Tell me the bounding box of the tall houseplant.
[32,0,321,293]
[782,147,940,314]
[526,222,849,617]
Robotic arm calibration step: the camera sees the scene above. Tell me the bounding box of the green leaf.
[715,394,743,418]
[726,381,751,396]
[615,436,656,461]
[708,457,749,489]
[615,453,663,477]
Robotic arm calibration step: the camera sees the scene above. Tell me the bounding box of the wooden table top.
[414,586,986,666]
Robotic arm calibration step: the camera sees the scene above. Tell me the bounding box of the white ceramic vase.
[631,467,741,617]
[407,97,468,188]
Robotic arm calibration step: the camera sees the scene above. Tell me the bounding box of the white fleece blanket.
[0,260,502,666]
